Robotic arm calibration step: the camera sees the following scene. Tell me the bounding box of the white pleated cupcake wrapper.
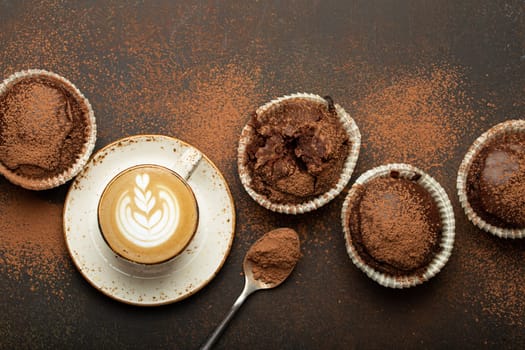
[342,163,455,288]
[456,119,525,239]
[237,92,361,214]
[0,69,97,190]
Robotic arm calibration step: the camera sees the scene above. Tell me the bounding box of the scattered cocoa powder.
[452,237,525,328]
[0,183,69,299]
[169,63,263,167]
[354,65,476,174]
[245,228,301,285]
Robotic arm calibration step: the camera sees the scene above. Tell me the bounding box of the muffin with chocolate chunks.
[238,93,360,214]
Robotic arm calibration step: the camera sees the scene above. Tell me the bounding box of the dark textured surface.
[0,1,524,349]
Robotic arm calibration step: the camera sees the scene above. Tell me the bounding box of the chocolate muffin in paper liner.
[0,69,96,190]
[457,120,525,239]
[342,163,455,288]
[237,92,360,214]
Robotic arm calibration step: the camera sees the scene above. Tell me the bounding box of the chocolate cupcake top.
[0,73,90,180]
[466,132,525,229]
[244,96,350,204]
[347,172,442,276]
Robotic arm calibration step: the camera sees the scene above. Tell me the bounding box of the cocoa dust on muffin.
[465,132,525,229]
[243,96,350,205]
[346,171,442,277]
[0,70,95,189]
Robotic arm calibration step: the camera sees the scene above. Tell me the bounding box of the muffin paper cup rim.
[456,119,525,239]
[341,163,455,288]
[237,92,361,214]
[0,69,97,190]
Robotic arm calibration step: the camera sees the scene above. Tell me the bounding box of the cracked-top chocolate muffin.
[347,172,442,276]
[243,95,350,205]
[0,70,96,190]
[466,132,525,229]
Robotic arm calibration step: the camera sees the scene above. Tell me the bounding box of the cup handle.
[177,148,203,180]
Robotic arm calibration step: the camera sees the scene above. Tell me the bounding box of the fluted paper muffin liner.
[0,69,96,190]
[238,92,361,214]
[342,163,455,288]
[457,120,525,239]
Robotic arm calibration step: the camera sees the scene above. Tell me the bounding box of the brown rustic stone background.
[0,1,524,348]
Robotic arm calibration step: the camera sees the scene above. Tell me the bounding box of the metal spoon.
[200,229,299,350]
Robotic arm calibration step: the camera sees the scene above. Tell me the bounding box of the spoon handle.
[200,282,254,350]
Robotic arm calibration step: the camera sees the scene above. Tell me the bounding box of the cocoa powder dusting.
[355,65,476,174]
[0,184,69,299]
[170,63,263,167]
[245,228,301,285]
[455,239,525,328]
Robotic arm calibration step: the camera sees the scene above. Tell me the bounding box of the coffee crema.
[98,164,198,264]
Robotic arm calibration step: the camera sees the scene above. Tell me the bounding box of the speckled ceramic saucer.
[63,135,235,306]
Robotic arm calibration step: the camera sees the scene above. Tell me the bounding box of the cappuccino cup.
[98,164,199,265]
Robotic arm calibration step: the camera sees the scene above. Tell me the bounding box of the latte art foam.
[116,173,180,248]
[98,165,199,264]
